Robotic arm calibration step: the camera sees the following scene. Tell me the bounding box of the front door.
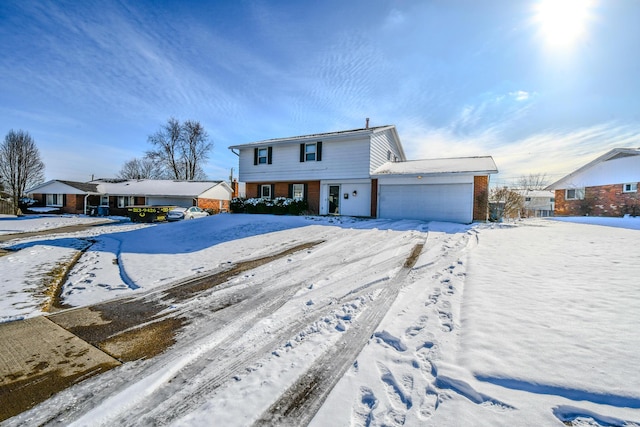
[329,185,340,215]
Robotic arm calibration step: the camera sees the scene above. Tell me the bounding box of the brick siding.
[473,175,489,221]
[249,181,321,214]
[555,183,640,217]
[197,198,230,213]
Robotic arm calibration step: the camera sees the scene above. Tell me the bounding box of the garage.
[379,183,473,223]
[373,156,498,224]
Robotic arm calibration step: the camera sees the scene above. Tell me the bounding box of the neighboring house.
[546,148,640,217]
[517,189,555,217]
[27,179,235,216]
[230,125,497,223]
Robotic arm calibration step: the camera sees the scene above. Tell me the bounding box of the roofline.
[26,179,100,195]
[546,147,640,190]
[228,125,397,150]
[371,156,498,176]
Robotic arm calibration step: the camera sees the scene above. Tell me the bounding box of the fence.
[0,199,14,215]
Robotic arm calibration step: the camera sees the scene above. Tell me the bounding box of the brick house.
[230,124,497,223]
[27,179,234,216]
[547,148,640,217]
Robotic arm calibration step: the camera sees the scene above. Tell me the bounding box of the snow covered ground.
[1,213,639,426]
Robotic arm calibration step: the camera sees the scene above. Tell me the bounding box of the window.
[261,184,272,200]
[117,196,134,208]
[565,188,585,200]
[300,141,322,162]
[292,184,304,199]
[305,143,316,161]
[45,193,63,206]
[525,197,531,202]
[258,148,268,164]
[100,196,109,206]
[254,147,272,165]
[623,183,638,193]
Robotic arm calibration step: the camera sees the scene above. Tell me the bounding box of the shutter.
[303,183,308,201]
[256,184,260,198]
[288,184,293,198]
[254,148,258,165]
[267,146,273,164]
[300,144,305,162]
[63,194,67,206]
[317,141,322,161]
[271,184,275,199]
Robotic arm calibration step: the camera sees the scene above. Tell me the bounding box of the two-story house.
[229,125,406,217]
[230,125,498,223]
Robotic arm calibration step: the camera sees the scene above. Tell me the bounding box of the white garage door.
[379,184,473,223]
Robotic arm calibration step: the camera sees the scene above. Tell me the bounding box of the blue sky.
[1,0,639,186]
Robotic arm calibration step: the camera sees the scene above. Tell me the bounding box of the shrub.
[230,197,307,215]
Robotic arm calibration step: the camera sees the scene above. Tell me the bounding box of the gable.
[27,180,97,195]
[548,148,640,189]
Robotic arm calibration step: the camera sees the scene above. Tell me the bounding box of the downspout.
[84,194,90,215]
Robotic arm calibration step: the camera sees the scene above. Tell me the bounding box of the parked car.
[167,206,209,221]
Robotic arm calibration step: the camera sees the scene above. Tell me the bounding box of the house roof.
[229,125,407,162]
[372,156,498,176]
[546,147,640,190]
[26,180,100,195]
[92,179,228,197]
[28,179,231,198]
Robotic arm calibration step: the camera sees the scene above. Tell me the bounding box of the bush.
[231,197,307,215]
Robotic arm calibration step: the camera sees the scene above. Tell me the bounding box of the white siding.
[560,156,640,187]
[369,129,403,173]
[30,181,88,195]
[199,183,232,201]
[319,179,371,216]
[238,138,371,182]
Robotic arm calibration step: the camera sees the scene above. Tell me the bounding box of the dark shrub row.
[230,197,309,215]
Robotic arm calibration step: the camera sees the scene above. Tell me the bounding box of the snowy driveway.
[1,214,639,426]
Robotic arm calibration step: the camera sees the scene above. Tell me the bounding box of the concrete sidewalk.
[0,316,121,422]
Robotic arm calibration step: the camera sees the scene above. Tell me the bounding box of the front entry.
[329,185,340,215]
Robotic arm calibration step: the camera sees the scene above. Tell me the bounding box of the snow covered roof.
[372,156,498,176]
[26,180,100,195]
[229,125,398,146]
[92,179,226,197]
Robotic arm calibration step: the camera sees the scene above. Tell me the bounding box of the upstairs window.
[254,147,272,165]
[623,183,638,193]
[305,143,316,161]
[565,188,585,200]
[300,141,322,162]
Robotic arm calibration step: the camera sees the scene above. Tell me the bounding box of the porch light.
[352,190,357,197]
[417,175,423,179]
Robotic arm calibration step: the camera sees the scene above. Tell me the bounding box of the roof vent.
[365,118,370,129]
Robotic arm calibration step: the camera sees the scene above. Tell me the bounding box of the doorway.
[329,185,340,215]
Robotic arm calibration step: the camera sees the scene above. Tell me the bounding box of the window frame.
[258,148,268,164]
[305,143,317,162]
[117,196,134,208]
[623,183,638,193]
[565,188,585,200]
[100,195,109,206]
[292,183,304,199]
[46,193,63,207]
[261,184,272,200]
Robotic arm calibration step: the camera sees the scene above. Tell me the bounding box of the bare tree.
[146,117,212,180]
[517,173,548,190]
[490,186,524,220]
[0,130,45,214]
[117,157,166,180]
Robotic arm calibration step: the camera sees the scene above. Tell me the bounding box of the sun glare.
[534,0,594,48]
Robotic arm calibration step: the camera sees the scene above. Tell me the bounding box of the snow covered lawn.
[1,214,639,426]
